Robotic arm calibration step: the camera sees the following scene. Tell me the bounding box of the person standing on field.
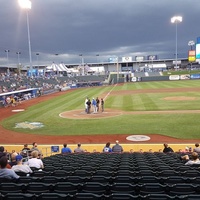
[86,99,91,114]
[92,98,97,113]
[84,97,88,113]
[96,97,100,112]
[101,98,104,112]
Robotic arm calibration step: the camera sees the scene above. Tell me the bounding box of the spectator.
[31,142,43,158]
[8,152,18,167]
[163,143,174,153]
[27,150,44,169]
[12,155,33,174]
[0,146,11,169]
[21,144,31,158]
[0,146,6,158]
[193,143,200,153]
[74,143,84,153]
[61,143,72,154]
[185,152,200,166]
[0,156,19,180]
[103,142,112,153]
[112,140,123,153]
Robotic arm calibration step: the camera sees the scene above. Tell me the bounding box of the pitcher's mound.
[59,109,123,119]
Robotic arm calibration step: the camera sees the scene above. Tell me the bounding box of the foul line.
[103,84,118,101]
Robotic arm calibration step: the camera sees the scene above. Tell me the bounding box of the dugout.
[0,88,39,107]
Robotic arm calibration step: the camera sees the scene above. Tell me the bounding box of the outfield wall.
[3,143,196,157]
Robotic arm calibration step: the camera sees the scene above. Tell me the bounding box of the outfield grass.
[1,80,200,139]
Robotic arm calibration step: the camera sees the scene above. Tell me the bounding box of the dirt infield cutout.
[163,96,197,101]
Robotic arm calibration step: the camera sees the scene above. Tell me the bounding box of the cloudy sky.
[0,0,199,67]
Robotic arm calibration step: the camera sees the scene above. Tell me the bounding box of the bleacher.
[1,152,200,199]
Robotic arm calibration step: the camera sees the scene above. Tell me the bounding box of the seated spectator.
[12,155,33,174]
[74,143,84,153]
[0,146,6,158]
[193,143,200,153]
[0,156,19,180]
[31,142,43,158]
[163,143,174,153]
[112,140,123,153]
[0,146,11,169]
[8,152,18,167]
[21,144,31,158]
[103,142,112,153]
[185,152,200,165]
[27,151,44,169]
[61,143,72,154]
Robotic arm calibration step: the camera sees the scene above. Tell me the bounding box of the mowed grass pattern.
[2,80,200,139]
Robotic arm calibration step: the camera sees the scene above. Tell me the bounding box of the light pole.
[5,50,10,73]
[171,16,182,69]
[16,52,21,64]
[79,54,84,75]
[16,52,21,75]
[96,54,99,64]
[18,0,32,76]
[36,53,39,73]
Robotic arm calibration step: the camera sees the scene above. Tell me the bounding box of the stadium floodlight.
[18,0,32,76]
[188,40,195,50]
[171,16,182,69]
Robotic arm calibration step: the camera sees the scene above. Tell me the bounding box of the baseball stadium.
[1,71,200,153]
[1,64,200,199]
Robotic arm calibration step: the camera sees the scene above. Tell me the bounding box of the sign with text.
[188,50,196,62]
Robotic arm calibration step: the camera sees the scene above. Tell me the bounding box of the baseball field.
[1,79,200,153]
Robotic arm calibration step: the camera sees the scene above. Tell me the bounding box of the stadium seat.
[17,176,39,184]
[52,169,71,177]
[106,193,140,200]
[31,170,50,177]
[74,169,93,177]
[162,176,186,185]
[89,175,112,184]
[73,193,103,200]
[37,193,69,200]
[40,176,66,183]
[142,194,175,200]
[139,183,167,195]
[181,170,200,178]
[26,183,52,194]
[169,184,196,196]
[138,176,160,184]
[3,193,35,200]
[81,182,109,195]
[157,170,179,177]
[114,176,139,184]
[0,183,25,194]
[67,176,88,184]
[109,183,137,195]
[53,182,80,195]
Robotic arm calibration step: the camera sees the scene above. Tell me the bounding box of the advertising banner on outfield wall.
[169,75,179,80]
[190,74,200,79]
[131,77,137,82]
[180,74,190,80]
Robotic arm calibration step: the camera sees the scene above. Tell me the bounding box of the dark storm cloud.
[0,0,199,66]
